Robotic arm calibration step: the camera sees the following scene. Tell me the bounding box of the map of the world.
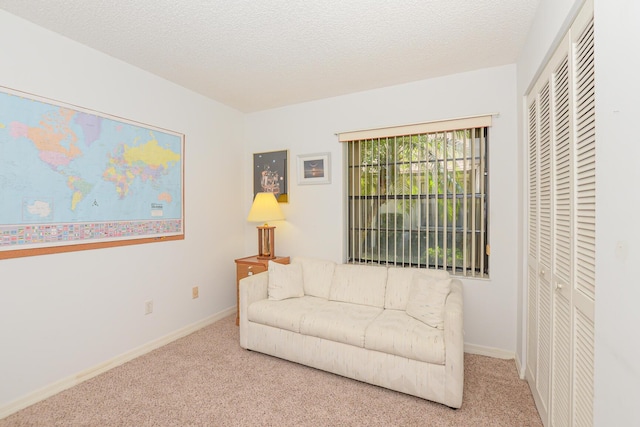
[0,87,183,251]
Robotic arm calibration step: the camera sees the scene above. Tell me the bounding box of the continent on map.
[10,107,81,169]
[22,199,53,222]
[103,134,180,199]
[74,113,103,146]
[67,176,94,211]
[27,200,52,218]
[158,192,172,203]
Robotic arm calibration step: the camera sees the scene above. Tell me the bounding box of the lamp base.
[256,225,276,260]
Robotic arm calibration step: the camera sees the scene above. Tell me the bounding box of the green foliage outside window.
[347,129,488,275]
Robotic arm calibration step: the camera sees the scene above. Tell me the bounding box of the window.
[340,116,490,277]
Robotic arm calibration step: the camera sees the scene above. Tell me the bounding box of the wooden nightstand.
[234,255,290,325]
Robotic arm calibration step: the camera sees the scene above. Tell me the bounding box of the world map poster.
[0,86,184,258]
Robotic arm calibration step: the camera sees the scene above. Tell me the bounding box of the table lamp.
[247,192,285,259]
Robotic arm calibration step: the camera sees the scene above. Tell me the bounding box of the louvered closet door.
[551,45,572,427]
[526,99,539,387]
[527,71,567,426]
[526,71,553,424]
[537,79,553,416]
[571,8,595,426]
[525,1,595,426]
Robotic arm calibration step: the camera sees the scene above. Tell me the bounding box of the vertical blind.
[338,115,491,277]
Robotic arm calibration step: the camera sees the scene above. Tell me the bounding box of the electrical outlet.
[145,300,153,315]
[192,286,199,299]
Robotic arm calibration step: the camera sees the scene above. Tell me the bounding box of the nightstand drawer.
[237,263,267,280]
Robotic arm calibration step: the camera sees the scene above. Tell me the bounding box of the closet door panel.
[551,51,572,427]
[526,97,539,381]
[536,80,552,410]
[572,8,595,425]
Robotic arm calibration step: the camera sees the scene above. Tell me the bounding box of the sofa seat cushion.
[364,309,445,365]
[248,296,329,333]
[299,302,383,347]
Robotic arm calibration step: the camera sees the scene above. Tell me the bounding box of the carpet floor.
[1,315,542,426]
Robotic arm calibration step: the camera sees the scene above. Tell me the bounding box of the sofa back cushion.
[291,256,335,299]
[385,267,450,310]
[267,261,304,301]
[329,264,387,308]
[405,273,452,329]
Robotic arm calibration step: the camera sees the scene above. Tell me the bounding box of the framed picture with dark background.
[253,150,288,202]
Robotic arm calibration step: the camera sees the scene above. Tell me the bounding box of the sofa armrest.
[443,279,464,408]
[239,271,268,349]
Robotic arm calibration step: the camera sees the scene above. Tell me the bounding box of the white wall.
[0,11,245,409]
[244,65,520,354]
[593,0,640,424]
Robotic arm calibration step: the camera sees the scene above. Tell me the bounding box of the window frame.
[340,117,491,277]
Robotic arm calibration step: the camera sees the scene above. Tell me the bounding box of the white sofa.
[239,256,464,408]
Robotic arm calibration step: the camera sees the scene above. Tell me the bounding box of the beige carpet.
[1,315,542,426]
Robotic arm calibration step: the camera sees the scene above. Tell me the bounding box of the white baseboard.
[464,343,516,360]
[0,307,235,420]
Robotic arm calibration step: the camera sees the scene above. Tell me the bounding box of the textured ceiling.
[0,0,540,112]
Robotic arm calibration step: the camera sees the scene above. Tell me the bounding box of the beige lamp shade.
[247,192,284,259]
[247,192,285,223]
